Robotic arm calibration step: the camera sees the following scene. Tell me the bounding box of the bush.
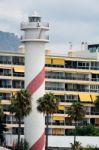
[66,125,99,136]
[71,141,83,150]
[76,125,99,136]
[83,145,99,150]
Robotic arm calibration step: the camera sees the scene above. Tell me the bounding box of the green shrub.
[71,141,83,150]
[83,145,99,150]
[76,125,99,136]
[66,125,99,136]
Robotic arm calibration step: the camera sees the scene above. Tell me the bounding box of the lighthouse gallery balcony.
[20,22,49,42]
[20,22,49,30]
[21,34,49,43]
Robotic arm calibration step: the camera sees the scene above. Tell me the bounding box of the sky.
[0,0,99,53]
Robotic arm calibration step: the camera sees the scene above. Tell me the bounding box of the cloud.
[0,0,99,51]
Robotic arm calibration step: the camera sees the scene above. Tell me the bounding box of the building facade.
[1,47,99,146]
[0,50,24,145]
[45,50,99,135]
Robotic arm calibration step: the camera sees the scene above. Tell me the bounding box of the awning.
[58,105,65,110]
[52,116,65,121]
[45,58,51,64]
[79,93,91,102]
[14,66,24,72]
[52,58,64,65]
[12,91,16,96]
[90,94,98,102]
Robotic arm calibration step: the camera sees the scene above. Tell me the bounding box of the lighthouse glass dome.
[28,11,41,22]
[28,16,41,22]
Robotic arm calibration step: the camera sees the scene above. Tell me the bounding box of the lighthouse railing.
[20,22,49,29]
[20,34,49,41]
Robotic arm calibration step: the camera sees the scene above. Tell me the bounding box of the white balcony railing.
[21,35,49,42]
[21,22,49,30]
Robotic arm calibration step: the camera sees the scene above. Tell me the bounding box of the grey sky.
[0,0,99,52]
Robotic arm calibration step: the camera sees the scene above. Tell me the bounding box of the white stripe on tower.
[21,11,49,150]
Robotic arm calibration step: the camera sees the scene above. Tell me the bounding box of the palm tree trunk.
[74,121,77,149]
[17,118,21,150]
[45,114,49,150]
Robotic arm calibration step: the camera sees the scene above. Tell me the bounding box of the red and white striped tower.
[20,11,49,150]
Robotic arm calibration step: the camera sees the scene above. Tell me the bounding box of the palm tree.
[0,100,7,146]
[9,89,32,150]
[94,95,99,115]
[37,93,59,150]
[67,101,86,148]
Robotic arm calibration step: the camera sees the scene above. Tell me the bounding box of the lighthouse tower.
[20,12,49,150]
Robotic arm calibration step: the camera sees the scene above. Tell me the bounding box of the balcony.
[46,75,90,81]
[46,75,65,79]
[0,61,11,64]
[13,72,24,77]
[0,85,11,88]
[45,87,90,93]
[92,78,99,81]
[21,22,49,30]
[45,87,65,91]
[1,96,10,100]
[21,34,49,43]
[0,72,11,76]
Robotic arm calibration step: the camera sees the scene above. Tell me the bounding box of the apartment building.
[1,46,99,145]
[0,49,24,143]
[45,49,99,136]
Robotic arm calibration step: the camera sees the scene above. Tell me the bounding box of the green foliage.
[76,125,99,136]
[94,96,99,113]
[71,142,99,150]
[67,102,86,145]
[83,145,99,150]
[65,125,99,136]
[71,141,82,150]
[67,102,86,122]
[0,101,7,145]
[9,89,32,150]
[37,93,59,150]
[9,89,32,120]
[37,92,59,115]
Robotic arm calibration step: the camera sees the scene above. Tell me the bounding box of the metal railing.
[13,73,24,77]
[46,75,90,81]
[0,72,11,76]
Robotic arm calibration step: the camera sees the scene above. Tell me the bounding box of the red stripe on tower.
[26,66,45,150]
[30,132,45,150]
[27,67,45,95]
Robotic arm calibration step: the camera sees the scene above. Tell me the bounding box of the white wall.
[48,136,99,148]
[5,135,24,146]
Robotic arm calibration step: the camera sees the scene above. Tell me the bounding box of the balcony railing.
[92,78,99,81]
[46,75,90,81]
[45,87,65,91]
[0,85,11,88]
[45,75,65,79]
[0,72,11,76]
[21,22,49,29]
[46,75,99,82]
[1,96,11,100]
[13,85,24,89]
[0,61,11,64]
[45,87,90,92]
[21,35,49,41]
[13,73,24,77]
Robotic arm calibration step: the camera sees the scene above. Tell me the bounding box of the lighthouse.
[20,12,49,150]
